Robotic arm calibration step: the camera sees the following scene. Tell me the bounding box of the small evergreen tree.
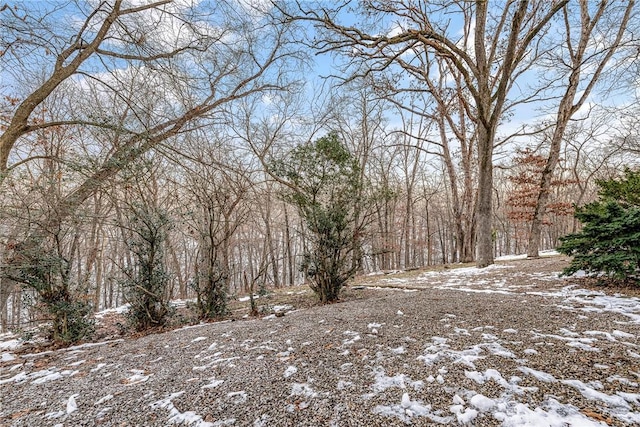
[558,168,640,283]
[272,132,365,303]
[121,204,173,331]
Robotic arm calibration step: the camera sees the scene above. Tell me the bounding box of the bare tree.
[1,0,178,184]
[2,0,301,224]
[287,0,567,267]
[391,55,477,263]
[0,0,302,330]
[184,144,252,319]
[325,82,387,271]
[527,0,637,257]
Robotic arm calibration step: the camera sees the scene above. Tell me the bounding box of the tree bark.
[283,203,295,286]
[476,124,496,268]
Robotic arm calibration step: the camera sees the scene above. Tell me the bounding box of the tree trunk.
[262,196,280,288]
[476,124,495,268]
[438,117,465,263]
[527,125,567,257]
[283,203,295,286]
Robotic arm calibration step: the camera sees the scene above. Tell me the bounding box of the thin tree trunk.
[283,203,294,286]
[262,196,280,288]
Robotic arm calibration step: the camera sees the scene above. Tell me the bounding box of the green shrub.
[272,132,365,303]
[6,243,94,343]
[558,168,640,283]
[191,259,229,319]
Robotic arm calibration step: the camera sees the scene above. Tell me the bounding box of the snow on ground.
[151,390,234,426]
[0,334,21,364]
[2,256,639,426]
[0,335,21,351]
[356,260,639,424]
[495,250,560,261]
[94,304,130,319]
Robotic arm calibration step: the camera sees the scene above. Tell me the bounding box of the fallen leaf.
[581,408,613,425]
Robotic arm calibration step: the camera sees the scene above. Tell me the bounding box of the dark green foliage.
[45,296,95,344]
[558,169,640,283]
[121,205,173,331]
[272,132,364,303]
[596,167,640,207]
[5,242,94,343]
[191,259,229,320]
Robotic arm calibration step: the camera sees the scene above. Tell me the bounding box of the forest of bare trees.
[1,0,638,336]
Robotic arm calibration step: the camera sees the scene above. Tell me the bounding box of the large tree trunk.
[476,124,495,268]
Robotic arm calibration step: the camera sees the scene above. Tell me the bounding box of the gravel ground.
[1,256,640,426]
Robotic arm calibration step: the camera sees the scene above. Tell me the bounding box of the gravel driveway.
[1,256,639,426]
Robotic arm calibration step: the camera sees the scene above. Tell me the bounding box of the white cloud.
[387,22,405,38]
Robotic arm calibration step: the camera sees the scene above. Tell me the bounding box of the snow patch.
[151,391,226,426]
[342,331,361,346]
[66,394,79,414]
[291,382,317,398]
[1,352,16,362]
[373,392,453,424]
[363,367,424,398]
[518,366,557,383]
[283,365,298,378]
[494,397,609,426]
[561,379,630,409]
[470,394,495,412]
[95,394,114,405]
[123,369,150,385]
[418,336,485,369]
[0,339,21,351]
[391,346,406,355]
[227,390,248,404]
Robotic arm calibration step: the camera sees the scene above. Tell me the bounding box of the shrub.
[272,132,365,303]
[191,259,229,319]
[5,242,94,343]
[558,168,640,283]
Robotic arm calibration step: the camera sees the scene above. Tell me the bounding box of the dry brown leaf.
[581,408,613,425]
[11,409,31,419]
